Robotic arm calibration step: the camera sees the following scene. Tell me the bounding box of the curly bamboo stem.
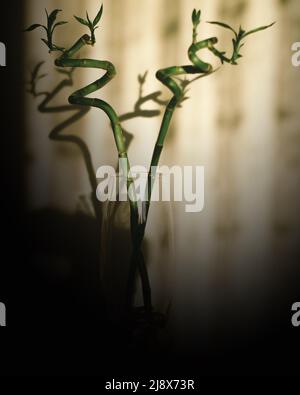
[54,34,152,314]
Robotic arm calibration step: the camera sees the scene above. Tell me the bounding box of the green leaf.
[93,4,103,27]
[86,12,92,27]
[192,9,201,25]
[237,25,246,36]
[207,21,237,36]
[192,9,197,24]
[74,15,89,26]
[243,22,275,38]
[48,9,62,29]
[52,21,68,31]
[24,24,44,32]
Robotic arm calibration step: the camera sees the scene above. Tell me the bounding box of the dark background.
[0,0,300,377]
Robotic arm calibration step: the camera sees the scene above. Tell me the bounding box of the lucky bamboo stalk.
[126,11,274,316]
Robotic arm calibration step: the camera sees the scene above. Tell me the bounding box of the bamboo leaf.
[53,21,68,28]
[192,9,201,25]
[93,4,103,26]
[86,12,92,27]
[74,15,89,26]
[52,21,68,32]
[207,21,237,36]
[48,9,62,29]
[192,9,197,24]
[237,25,246,37]
[243,22,275,38]
[24,24,44,32]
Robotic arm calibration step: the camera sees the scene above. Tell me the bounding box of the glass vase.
[99,173,175,329]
